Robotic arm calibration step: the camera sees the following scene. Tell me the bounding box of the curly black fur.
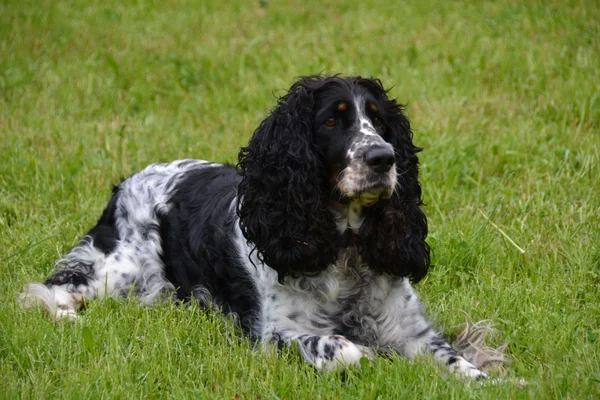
[238,77,343,281]
[356,79,430,283]
[238,75,429,283]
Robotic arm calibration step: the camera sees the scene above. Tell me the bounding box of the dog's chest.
[280,248,393,341]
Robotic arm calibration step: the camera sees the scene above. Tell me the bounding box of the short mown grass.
[1,0,599,398]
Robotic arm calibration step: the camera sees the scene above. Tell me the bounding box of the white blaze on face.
[336,96,397,204]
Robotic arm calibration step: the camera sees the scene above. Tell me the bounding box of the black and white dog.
[21,75,489,377]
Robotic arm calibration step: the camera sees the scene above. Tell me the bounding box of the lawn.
[1,0,599,398]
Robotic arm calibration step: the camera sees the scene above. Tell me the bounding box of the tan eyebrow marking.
[337,101,348,111]
[369,103,378,112]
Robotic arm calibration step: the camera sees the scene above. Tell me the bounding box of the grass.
[1,0,599,398]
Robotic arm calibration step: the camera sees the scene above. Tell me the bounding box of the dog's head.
[238,75,429,282]
[309,77,398,206]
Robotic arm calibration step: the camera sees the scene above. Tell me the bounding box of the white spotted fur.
[21,160,213,319]
[21,158,495,378]
[233,206,487,376]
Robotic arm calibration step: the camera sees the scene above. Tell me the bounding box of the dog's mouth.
[332,181,395,207]
[356,185,393,207]
[332,166,397,206]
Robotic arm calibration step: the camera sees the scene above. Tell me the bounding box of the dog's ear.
[237,77,340,281]
[358,79,430,283]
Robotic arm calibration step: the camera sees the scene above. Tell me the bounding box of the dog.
[21,75,493,378]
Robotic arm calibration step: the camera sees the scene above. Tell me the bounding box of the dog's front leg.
[375,277,487,379]
[268,331,372,371]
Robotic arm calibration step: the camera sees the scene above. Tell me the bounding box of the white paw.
[451,358,487,379]
[320,336,372,372]
[55,305,79,322]
[464,367,487,379]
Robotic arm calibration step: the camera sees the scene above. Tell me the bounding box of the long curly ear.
[237,77,341,281]
[358,79,430,283]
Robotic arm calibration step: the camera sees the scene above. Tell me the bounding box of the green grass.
[1,0,599,398]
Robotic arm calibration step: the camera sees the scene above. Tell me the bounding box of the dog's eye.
[373,117,383,127]
[324,117,337,127]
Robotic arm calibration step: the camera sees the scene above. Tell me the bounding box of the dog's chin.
[356,188,393,207]
[333,183,394,207]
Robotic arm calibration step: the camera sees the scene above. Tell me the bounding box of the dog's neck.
[330,200,364,234]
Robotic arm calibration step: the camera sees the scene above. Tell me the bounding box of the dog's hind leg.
[20,232,173,321]
[20,237,106,321]
[20,165,182,320]
[20,187,126,321]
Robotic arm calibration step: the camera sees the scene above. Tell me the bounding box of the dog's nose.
[365,147,395,173]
